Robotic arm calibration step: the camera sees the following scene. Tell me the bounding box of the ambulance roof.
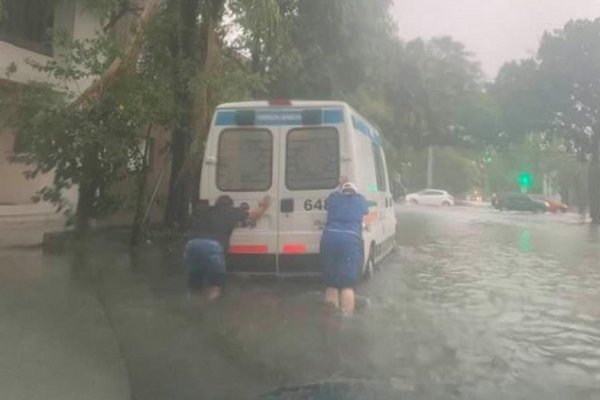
[216,100,350,109]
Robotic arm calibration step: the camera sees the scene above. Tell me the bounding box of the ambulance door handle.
[281,198,294,213]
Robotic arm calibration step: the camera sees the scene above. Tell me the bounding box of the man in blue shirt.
[320,181,369,315]
[185,194,271,301]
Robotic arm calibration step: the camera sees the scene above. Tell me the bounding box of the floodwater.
[1,207,600,399]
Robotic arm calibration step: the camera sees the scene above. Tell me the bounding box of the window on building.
[0,0,55,56]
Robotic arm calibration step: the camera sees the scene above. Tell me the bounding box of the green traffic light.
[519,172,533,188]
[483,152,493,164]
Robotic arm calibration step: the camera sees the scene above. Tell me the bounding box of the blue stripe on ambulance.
[351,114,382,146]
[215,108,344,126]
[215,111,236,126]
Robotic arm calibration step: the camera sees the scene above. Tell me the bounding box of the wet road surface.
[1,206,600,399]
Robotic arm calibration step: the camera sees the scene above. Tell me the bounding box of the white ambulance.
[199,100,397,277]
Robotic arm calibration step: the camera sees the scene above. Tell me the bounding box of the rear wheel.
[409,198,418,205]
[442,201,451,207]
[362,244,375,281]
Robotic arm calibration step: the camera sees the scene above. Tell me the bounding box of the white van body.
[200,100,397,276]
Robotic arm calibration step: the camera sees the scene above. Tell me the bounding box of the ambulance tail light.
[229,245,268,254]
[283,243,307,254]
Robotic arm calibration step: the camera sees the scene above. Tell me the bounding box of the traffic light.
[519,172,533,189]
[483,152,493,165]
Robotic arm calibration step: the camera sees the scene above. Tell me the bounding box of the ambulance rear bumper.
[227,254,321,276]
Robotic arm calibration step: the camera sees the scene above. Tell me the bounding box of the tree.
[537,19,600,223]
[163,0,293,227]
[226,0,296,97]
[491,60,549,148]
[7,0,168,233]
[267,0,394,99]
[4,0,515,233]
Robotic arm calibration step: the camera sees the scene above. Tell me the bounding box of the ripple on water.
[380,228,600,397]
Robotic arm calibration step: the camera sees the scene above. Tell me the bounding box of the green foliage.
[538,19,600,160]
[368,36,486,150]
[491,18,600,221]
[10,24,175,222]
[220,0,295,98]
[491,60,548,147]
[5,0,530,226]
[483,135,574,195]
[492,18,600,158]
[265,0,394,99]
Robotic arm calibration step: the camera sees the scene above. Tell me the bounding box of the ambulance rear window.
[217,129,272,192]
[286,127,339,190]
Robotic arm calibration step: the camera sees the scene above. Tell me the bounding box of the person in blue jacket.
[320,180,369,315]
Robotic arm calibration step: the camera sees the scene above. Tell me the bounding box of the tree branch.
[74,0,161,110]
[103,6,145,32]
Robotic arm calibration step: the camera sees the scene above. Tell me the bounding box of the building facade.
[0,0,102,208]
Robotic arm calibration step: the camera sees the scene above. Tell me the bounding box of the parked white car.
[405,189,454,206]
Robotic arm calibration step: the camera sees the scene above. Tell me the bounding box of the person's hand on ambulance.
[248,195,272,221]
[259,195,272,209]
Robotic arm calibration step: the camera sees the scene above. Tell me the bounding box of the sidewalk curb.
[0,204,61,219]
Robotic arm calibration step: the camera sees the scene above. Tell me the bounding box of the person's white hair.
[341,182,358,194]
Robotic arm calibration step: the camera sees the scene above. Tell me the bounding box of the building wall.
[0,131,51,205]
[0,1,99,87]
[109,126,172,224]
[0,0,102,207]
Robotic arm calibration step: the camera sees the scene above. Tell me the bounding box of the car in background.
[405,189,454,206]
[494,193,547,213]
[533,196,568,213]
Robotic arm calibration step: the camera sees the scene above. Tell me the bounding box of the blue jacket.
[325,191,369,236]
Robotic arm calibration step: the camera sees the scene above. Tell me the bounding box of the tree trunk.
[189,9,224,194]
[164,123,190,226]
[164,0,199,227]
[589,129,600,224]
[67,0,160,232]
[74,148,102,234]
[179,1,225,200]
[75,180,94,234]
[130,128,152,246]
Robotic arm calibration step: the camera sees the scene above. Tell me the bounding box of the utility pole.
[589,129,600,224]
[427,146,434,188]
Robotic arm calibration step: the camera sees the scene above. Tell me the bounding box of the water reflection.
[518,228,531,253]
[76,210,599,399]
[4,209,600,399]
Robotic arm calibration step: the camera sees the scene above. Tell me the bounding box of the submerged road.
[1,206,599,399]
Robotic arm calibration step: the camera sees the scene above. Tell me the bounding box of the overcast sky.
[391,0,600,80]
